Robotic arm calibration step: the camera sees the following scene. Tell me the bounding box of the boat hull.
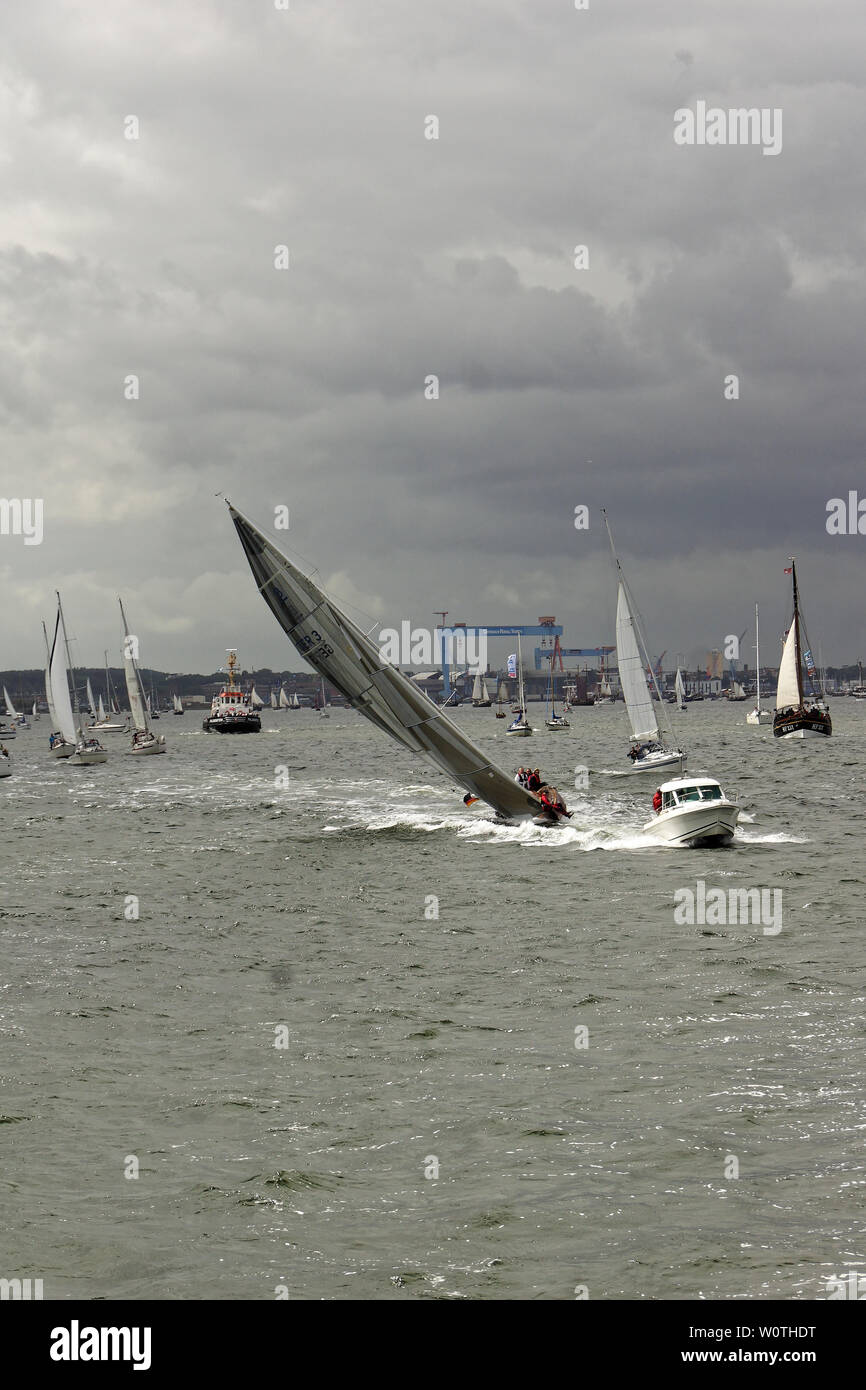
[72,748,108,765]
[644,802,739,847]
[203,714,261,733]
[624,751,685,777]
[773,709,832,739]
[505,725,532,737]
[0,757,11,777]
[129,734,166,755]
[746,709,773,725]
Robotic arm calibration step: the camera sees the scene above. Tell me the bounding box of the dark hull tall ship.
[202,650,262,733]
[773,559,832,740]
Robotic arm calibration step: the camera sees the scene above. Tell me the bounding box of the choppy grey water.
[1,701,864,1301]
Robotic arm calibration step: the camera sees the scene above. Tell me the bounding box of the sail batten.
[229,505,541,819]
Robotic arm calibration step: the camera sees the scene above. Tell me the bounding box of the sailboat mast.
[790,559,804,706]
[755,603,761,708]
[517,634,525,712]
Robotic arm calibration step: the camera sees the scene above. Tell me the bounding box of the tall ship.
[202,650,262,733]
[773,560,831,739]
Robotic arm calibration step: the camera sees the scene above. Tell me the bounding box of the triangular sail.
[270,691,278,709]
[229,504,542,820]
[98,694,106,721]
[616,583,658,740]
[675,667,685,710]
[43,626,58,728]
[86,679,96,713]
[776,623,801,711]
[250,687,264,709]
[49,611,77,744]
[472,674,482,701]
[118,600,150,733]
[279,688,290,708]
[4,687,18,719]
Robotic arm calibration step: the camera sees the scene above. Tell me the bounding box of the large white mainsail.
[228,503,543,820]
[675,667,686,711]
[119,602,149,733]
[86,678,96,714]
[49,612,77,745]
[616,583,658,741]
[42,621,58,727]
[3,687,19,719]
[775,622,801,711]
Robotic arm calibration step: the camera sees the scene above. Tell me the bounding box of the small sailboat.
[119,599,167,754]
[85,677,97,717]
[31,700,40,722]
[773,560,832,739]
[54,593,108,764]
[544,655,569,730]
[603,512,684,777]
[270,690,279,710]
[228,502,566,823]
[248,687,263,711]
[471,672,492,707]
[746,604,772,725]
[3,687,20,725]
[291,691,300,709]
[279,687,291,710]
[644,776,739,847]
[727,678,747,701]
[90,669,128,733]
[595,657,615,705]
[172,693,185,715]
[317,677,330,717]
[506,637,532,737]
[495,678,507,718]
[43,618,71,757]
[675,667,687,713]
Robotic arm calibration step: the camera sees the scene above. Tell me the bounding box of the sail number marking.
[296,628,334,660]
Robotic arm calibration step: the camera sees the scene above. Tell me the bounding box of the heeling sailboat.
[54,593,107,765]
[506,636,532,737]
[746,603,772,725]
[773,560,832,739]
[227,503,564,824]
[602,511,685,777]
[118,599,167,754]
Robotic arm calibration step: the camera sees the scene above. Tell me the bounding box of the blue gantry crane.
[436,618,564,701]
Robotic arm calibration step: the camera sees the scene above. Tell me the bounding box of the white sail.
[250,686,264,709]
[481,678,490,702]
[3,687,18,719]
[730,680,745,699]
[291,692,300,708]
[97,694,106,721]
[279,688,290,708]
[472,673,482,701]
[675,667,686,711]
[229,504,543,820]
[270,691,278,709]
[754,604,763,711]
[600,675,612,697]
[86,678,96,713]
[49,612,77,744]
[776,623,801,711]
[32,701,38,716]
[118,600,150,733]
[616,583,658,740]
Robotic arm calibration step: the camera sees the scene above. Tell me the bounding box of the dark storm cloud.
[0,0,863,672]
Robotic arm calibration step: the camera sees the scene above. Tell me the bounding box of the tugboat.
[202,650,262,733]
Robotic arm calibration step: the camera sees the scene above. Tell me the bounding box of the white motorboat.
[119,597,167,753]
[603,511,685,778]
[644,776,739,847]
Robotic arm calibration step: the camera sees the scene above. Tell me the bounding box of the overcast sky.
[2,0,864,675]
